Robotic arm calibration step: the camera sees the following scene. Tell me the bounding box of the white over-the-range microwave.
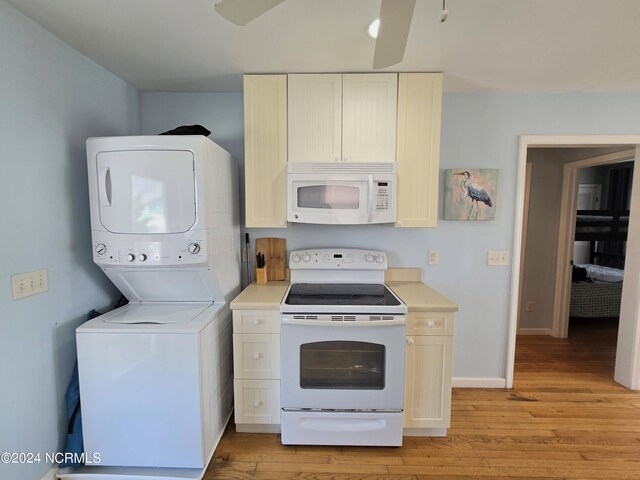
[287,162,397,224]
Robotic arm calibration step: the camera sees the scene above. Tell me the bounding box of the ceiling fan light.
[367,19,380,39]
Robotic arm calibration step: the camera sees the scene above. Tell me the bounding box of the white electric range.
[279,248,407,446]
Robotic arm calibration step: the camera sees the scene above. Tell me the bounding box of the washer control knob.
[139,253,147,262]
[302,254,311,263]
[127,253,135,262]
[375,254,385,264]
[95,244,106,255]
[365,254,374,263]
[291,254,301,264]
[188,243,201,254]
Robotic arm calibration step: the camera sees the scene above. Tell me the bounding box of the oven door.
[280,317,406,410]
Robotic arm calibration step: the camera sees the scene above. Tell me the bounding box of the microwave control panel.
[375,182,391,211]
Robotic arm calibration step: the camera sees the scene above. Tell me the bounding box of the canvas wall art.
[444,169,499,221]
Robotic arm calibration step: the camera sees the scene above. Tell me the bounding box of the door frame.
[552,149,634,339]
[506,135,640,389]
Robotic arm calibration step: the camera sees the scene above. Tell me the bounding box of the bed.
[574,209,628,269]
[569,264,624,318]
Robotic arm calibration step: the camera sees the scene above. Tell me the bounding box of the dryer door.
[95,150,196,234]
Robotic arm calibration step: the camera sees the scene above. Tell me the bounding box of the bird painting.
[444,169,499,221]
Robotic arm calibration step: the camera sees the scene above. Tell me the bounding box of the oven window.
[297,185,359,209]
[299,341,385,389]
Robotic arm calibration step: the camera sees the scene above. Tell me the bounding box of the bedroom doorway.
[507,136,640,391]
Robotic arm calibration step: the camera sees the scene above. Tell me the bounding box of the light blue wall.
[142,90,640,381]
[0,2,140,479]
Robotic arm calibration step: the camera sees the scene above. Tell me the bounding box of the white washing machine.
[61,137,240,480]
[76,302,232,469]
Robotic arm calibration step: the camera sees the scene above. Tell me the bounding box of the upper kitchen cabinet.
[244,75,288,228]
[288,74,342,163]
[395,73,443,228]
[288,73,398,163]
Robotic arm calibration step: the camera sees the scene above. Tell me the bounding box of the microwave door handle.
[368,174,375,223]
[99,166,112,207]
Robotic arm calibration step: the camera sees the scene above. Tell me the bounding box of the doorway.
[506,135,640,390]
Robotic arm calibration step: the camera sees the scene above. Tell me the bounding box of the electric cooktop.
[284,283,401,307]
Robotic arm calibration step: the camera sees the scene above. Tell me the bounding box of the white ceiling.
[7,0,640,93]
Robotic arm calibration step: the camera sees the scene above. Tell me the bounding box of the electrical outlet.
[428,250,439,265]
[487,251,509,266]
[11,269,48,300]
[526,301,534,312]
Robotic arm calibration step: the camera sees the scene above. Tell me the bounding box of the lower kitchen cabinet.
[403,311,454,436]
[233,379,280,430]
[232,308,281,432]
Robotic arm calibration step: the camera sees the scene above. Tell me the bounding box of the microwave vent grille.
[288,163,396,174]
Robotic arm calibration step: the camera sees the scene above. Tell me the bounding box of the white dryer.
[70,136,240,478]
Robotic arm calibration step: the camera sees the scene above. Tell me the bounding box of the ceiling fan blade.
[373,0,416,69]
[214,0,286,26]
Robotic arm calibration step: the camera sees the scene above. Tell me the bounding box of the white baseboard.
[517,327,552,335]
[452,377,507,388]
[41,466,57,480]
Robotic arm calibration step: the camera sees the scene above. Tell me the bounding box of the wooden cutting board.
[255,237,286,281]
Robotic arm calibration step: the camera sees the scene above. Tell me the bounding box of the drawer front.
[233,309,280,334]
[234,379,280,425]
[406,312,454,336]
[233,334,280,379]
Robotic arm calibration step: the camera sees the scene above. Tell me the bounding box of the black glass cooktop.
[284,283,401,306]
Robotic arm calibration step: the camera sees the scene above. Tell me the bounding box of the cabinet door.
[288,74,342,163]
[396,73,443,227]
[342,73,397,163]
[243,75,288,227]
[234,379,280,424]
[404,335,452,428]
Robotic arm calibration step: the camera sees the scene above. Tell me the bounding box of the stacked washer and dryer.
[58,136,240,480]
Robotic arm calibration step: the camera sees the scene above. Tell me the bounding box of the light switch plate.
[11,269,48,300]
[488,251,509,266]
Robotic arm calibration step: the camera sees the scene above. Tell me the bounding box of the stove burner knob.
[188,243,201,254]
[365,254,374,263]
[139,254,147,262]
[291,254,301,263]
[95,244,106,255]
[127,253,135,262]
[302,254,311,263]
[375,254,385,263]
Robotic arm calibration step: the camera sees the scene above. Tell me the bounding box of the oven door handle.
[281,318,406,327]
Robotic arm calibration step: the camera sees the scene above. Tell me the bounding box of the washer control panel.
[92,234,207,266]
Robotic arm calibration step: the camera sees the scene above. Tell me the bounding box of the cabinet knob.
[253,319,262,326]
[427,321,435,328]
[254,400,263,408]
[335,156,340,162]
[397,220,404,226]
[253,353,263,360]
[407,338,414,345]
[343,156,350,162]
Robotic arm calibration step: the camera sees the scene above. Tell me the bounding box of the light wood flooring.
[205,318,640,479]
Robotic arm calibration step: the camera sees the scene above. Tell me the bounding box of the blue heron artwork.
[444,168,499,221]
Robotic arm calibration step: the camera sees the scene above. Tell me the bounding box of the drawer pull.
[253,353,263,360]
[407,338,414,345]
[254,400,263,408]
[253,319,263,326]
[427,321,435,328]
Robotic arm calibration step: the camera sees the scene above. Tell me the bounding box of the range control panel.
[289,248,387,270]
